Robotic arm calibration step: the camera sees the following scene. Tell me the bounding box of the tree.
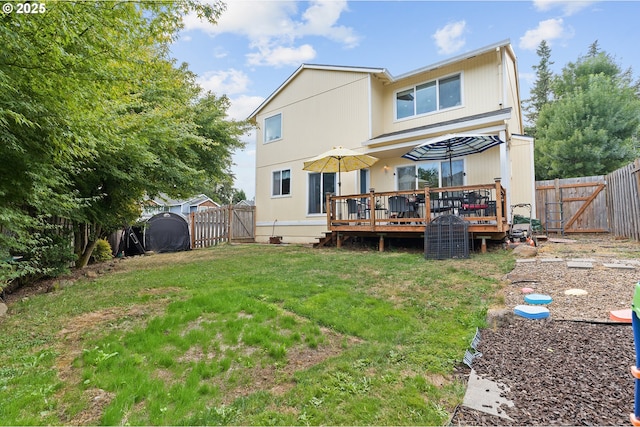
[1,1,249,280]
[232,189,248,204]
[534,45,640,179]
[523,40,554,136]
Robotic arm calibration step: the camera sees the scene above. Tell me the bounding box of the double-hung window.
[395,74,461,120]
[272,169,290,197]
[264,113,282,142]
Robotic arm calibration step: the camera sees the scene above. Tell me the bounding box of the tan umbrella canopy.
[303,146,379,195]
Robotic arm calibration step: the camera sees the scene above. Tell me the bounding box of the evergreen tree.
[535,43,640,180]
[523,40,554,136]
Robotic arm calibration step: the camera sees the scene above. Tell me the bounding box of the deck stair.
[314,232,335,248]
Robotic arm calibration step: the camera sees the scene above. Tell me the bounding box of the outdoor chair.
[346,198,359,220]
[388,196,409,218]
[460,191,489,216]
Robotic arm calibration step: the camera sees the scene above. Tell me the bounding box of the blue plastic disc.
[514,304,550,319]
[524,293,553,305]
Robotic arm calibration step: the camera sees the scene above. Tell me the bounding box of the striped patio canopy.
[402,133,504,162]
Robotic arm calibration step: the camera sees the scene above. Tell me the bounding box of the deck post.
[369,189,376,232]
[378,234,385,252]
[424,186,431,224]
[477,235,491,253]
[325,192,332,228]
[494,178,504,232]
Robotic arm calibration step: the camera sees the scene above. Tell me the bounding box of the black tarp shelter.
[145,212,191,253]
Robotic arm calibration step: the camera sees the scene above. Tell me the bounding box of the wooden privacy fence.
[535,159,640,240]
[190,205,255,248]
[535,175,608,234]
[607,159,640,241]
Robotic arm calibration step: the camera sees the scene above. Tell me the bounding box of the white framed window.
[441,159,464,187]
[397,159,465,190]
[397,165,417,191]
[272,169,291,197]
[307,172,336,214]
[264,113,282,143]
[395,73,462,120]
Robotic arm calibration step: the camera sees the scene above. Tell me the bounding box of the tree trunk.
[75,223,102,269]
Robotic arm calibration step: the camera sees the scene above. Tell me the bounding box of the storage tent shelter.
[145,212,191,253]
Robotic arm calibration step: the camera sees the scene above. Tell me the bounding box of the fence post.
[190,212,196,249]
[227,204,233,242]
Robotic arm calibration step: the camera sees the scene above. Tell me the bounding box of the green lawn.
[0,244,514,425]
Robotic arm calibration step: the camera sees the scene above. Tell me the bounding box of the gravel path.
[450,235,640,426]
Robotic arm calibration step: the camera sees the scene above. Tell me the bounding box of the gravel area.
[451,234,640,426]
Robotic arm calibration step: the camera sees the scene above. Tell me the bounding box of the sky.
[169,0,640,200]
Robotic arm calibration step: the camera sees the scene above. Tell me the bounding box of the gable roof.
[247,64,389,121]
[247,39,513,122]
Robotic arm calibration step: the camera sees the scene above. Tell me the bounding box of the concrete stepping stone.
[603,263,635,270]
[610,309,632,323]
[516,258,536,263]
[567,261,593,268]
[514,304,550,319]
[564,288,588,296]
[540,258,565,263]
[462,369,514,420]
[524,293,553,305]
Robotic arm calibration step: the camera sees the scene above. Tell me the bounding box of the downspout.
[497,47,511,220]
[500,130,510,221]
[497,46,504,111]
[505,43,525,133]
[367,73,373,141]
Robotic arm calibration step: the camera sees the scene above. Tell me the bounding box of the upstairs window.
[264,113,282,143]
[395,74,461,120]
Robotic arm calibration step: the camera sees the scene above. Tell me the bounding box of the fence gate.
[230,205,255,242]
[535,176,608,234]
[191,205,255,248]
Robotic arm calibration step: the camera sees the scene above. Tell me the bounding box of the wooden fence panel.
[606,159,640,241]
[534,159,640,240]
[535,176,608,233]
[191,205,255,248]
[230,206,255,242]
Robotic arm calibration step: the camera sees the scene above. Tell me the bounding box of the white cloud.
[298,0,359,48]
[196,69,251,95]
[228,94,265,122]
[183,1,358,67]
[519,18,573,50]
[246,44,316,67]
[432,21,466,55]
[532,0,596,16]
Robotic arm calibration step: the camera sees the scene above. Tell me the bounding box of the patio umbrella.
[402,133,504,184]
[303,146,379,196]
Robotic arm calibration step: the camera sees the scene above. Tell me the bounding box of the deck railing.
[325,179,508,235]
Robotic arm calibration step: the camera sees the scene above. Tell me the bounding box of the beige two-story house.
[249,39,535,244]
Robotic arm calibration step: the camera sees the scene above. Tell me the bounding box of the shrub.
[92,239,113,263]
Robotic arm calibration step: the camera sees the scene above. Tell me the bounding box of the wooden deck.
[323,179,509,250]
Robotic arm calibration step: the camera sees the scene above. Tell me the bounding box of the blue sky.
[169,0,640,200]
